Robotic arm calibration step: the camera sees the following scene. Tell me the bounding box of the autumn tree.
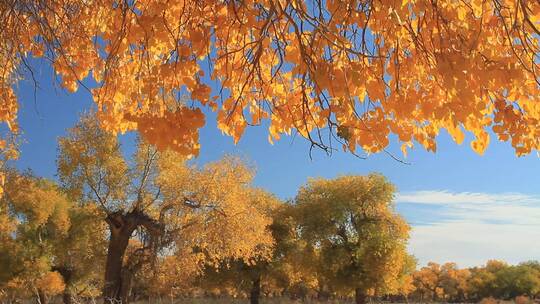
[52,204,108,304]
[1,0,539,197]
[141,192,280,303]
[0,171,70,304]
[468,260,510,300]
[468,260,540,300]
[412,262,472,302]
[409,260,540,303]
[389,254,417,303]
[439,262,471,302]
[412,262,446,301]
[198,189,282,304]
[496,263,540,299]
[57,115,275,303]
[289,174,410,304]
[267,203,323,301]
[0,169,107,304]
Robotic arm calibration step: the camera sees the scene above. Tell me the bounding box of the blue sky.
[13,60,540,268]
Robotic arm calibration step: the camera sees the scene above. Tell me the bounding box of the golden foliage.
[0,0,538,167]
[2,172,71,234]
[35,272,66,296]
[290,174,411,296]
[159,156,276,267]
[57,116,278,297]
[412,262,473,301]
[0,172,77,301]
[1,0,540,196]
[57,115,129,205]
[479,296,499,304]
[134,165,280,297]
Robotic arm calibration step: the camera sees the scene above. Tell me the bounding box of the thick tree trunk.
[102,210,163,304]
[355,288,366,304]
[250,276,261,304]
[103,213,136,304]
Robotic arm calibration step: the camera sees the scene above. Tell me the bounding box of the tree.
[289,174,411,304]
[0,171,70,304]
[412,262,445,302]
[492,263,540,299]
[438,262,471,302]
[412,262,472,302]
[57,115,276,303]
[268,203,322,301]
[391,254,418,303]
[468,260,509,300]
[1,1,539,196]
[198,189,282,304]
[51,204,108,304]
[0,169,107,304]
[467,260,540,301]
[518,261,540,299]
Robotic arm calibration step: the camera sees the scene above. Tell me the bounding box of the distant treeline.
[403,260,540,303]
[179,260,540,304]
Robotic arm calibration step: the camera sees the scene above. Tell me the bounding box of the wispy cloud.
[395,190,540,267]
[396,190,540,206]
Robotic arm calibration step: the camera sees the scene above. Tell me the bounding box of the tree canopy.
[287,174,411,304]
[3,151,540,303]
[0,171,106,304]
[56,115,277,303]
[1,0,539,163]
[411,260,540,303]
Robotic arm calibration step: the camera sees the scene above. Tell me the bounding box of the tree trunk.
[102,210,163,304]
[37,289,48,304]
[250,275,261,304]
[355,288,366,304]
[62,291,73,304]
[120,268,135,304]
[103,213,136,304]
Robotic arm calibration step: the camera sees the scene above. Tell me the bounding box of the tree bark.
[121,238,156,303]
[62,291,73,304]
[103,212,137,304]
[102,210,163,304]
[120,267,136,304]
[355,288,366,304]
[250,275,261,304]
[36,289,48,304]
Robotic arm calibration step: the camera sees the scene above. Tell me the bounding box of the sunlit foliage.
[1,0,539,162]
[196,190,283,304]
[56,115,276,302]
[289,174,411,303]
[0,172,69,303]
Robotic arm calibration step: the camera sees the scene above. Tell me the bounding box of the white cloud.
[409,221,540,268]
[396,190,540,206]
[396,190,540,267]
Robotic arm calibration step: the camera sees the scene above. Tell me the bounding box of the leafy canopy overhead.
[1,0,539,159]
